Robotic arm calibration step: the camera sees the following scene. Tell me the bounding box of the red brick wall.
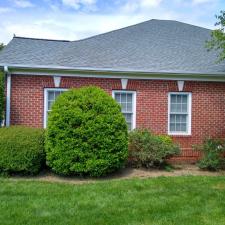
[10,75,225,161]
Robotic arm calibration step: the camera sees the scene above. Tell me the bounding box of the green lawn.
[1,176,225,225]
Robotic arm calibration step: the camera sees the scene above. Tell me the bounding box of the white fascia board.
[10,70,225,82]
[2,63,225,82]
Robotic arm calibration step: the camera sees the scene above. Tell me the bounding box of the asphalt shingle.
[0,19,224,74]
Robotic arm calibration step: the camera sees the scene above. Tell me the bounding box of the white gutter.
[11,70,225,82]
[4,66,11,127]
[1,63,225,76]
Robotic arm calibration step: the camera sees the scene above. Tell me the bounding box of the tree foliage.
[206,10,225,62]
[0,43,4,51]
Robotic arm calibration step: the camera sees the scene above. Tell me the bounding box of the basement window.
[168,92,192,135]
[112,90,136,131]
[44,88,67,128]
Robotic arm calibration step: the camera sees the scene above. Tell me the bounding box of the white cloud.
[61,0,96,10]
[11,0,34,8]
[192,0,216,4]
[122,0,162,13]
[0,7,13,14]
[0,0,218,44]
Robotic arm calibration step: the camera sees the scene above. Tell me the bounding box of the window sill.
[168,133,192,137]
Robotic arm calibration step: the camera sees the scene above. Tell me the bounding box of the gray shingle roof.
[0,19,225,74]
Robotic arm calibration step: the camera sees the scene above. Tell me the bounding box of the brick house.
[0,19,225,162]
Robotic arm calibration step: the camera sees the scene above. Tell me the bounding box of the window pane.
[115,93,120,102]
[170,103,176,112]
[171,95,176,103]
[48,91,55,100]
[176,123,181,132]
[121,93,126,102]
[127,94,132,103]
[124,113,132,123]
[181,115,186,123]
[175,115,180,123]
[170,115,175,123]
[181,103,187,113]
[181,123,187,132]
[170,123,175,132]
[182,95,187,104]
[127,103,132,112]
[176,104,182,113]
[177,95,182,103]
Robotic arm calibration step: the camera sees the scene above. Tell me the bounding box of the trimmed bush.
[45,86,128,177]
[0,70,4,124]
[129,129,180,168]
[194,138,225,171]
[0,126,45,175]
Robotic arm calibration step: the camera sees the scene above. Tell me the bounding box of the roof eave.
[1,64,225,82]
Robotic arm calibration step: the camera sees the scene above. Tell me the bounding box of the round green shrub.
[0,126,45,175]
[45,86,128,177]
[129,129,180,168]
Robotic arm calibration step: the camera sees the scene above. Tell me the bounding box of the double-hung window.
[168,93,192,135]
[44,88,67,128]
[112,91,136,131]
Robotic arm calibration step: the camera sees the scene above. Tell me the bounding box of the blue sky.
[0,0,224,44]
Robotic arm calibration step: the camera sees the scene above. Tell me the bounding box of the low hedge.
[0,126,45,175]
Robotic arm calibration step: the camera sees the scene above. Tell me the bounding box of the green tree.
[206,10,225,62]
[0,43,4,51]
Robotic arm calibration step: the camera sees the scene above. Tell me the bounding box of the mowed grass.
[1,176,225,225]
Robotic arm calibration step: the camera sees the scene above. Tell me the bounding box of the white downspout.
[4,66,11,127]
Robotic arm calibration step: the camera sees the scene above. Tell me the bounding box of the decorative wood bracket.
[121,78,128,89]
[53,76,61,88]
[177,80,184,92]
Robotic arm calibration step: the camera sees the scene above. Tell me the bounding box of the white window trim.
[112,90,136,130]
[168,92,192,136]
[44,88,68,128]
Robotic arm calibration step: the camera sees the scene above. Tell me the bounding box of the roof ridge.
[72,19,156,43]
[71,19,211,43]
[13,36,71,42]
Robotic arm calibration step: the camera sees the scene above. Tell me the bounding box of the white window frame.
[112,90,136,130]
[168,92,192,136]
[44,88,68,128]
